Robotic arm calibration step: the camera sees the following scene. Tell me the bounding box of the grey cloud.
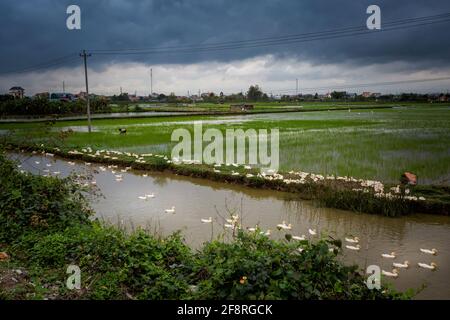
[1,0,450,74]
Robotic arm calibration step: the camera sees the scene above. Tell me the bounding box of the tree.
[167,93,177,103]
[114,93,130,102]
[331,91,346,100]
[247,85,263,101]
[0,95,14,102]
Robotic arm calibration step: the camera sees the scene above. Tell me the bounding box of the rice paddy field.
[1,104,449,185]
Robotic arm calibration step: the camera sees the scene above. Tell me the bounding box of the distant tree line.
[277,91,450,103]
[0,95,111,116]
[102,86,450,105]
[2,86,448,116]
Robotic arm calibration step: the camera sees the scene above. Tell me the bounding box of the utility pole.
[296,78,299,96]
[150,68,153,96]
[63,81,65,94]
[80,50,92,133]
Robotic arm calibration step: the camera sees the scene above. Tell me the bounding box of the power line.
[0,53,78,76]
[269,76,450,94]
[91,12,450,53]
[89,12,450,56]
[1,12,449,77]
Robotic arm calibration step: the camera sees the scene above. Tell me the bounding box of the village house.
[9,86,25,99]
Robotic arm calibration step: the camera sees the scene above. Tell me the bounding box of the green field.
[109,100,435,113]
[1,104,449,184]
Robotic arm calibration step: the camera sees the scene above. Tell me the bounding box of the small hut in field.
[230,104,254,112]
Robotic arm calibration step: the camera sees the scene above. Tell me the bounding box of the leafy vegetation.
[0,153,92,243]
[0,152,409,300]
[0,97,111,116]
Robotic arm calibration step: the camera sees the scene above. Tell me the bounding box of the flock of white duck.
[342,236,438,277]
[199,217,439,278]
[24,150,179,215]
[23,148,438,279]
[28,145,428,204]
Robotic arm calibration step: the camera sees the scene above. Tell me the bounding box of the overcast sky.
[1,0,450,95]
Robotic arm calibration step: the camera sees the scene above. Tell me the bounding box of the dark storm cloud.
[1,0,450,73]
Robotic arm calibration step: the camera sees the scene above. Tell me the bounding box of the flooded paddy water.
[8,151,450,299]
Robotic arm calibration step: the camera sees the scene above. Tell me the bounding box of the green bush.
[0,153,92,242]
[14,225,400,300]
[191,231,391,300]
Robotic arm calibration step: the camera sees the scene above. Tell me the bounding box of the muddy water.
[8,152,450,300]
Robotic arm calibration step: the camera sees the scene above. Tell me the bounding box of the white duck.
[146,193,155,198]
[277,221,292,230]
[201,217,212,223]
[165,206,176,214]
[381,252,396,259]
[346,244,360,251]
[420,248,438,255]
[418,262,437,270]
[224,224,234,229]
[382,269,399,278]
[292,235,306,241]
[308,229,317,236]
[393,261,409,269]
[345,237,359,244]
[138,196,147,200]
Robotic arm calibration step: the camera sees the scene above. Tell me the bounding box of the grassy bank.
[0,152,410,300]
[3,142,449,217]
[1,105,449,184]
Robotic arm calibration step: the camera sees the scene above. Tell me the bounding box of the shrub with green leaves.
[190,231,397,300]
[0,152,92,243]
